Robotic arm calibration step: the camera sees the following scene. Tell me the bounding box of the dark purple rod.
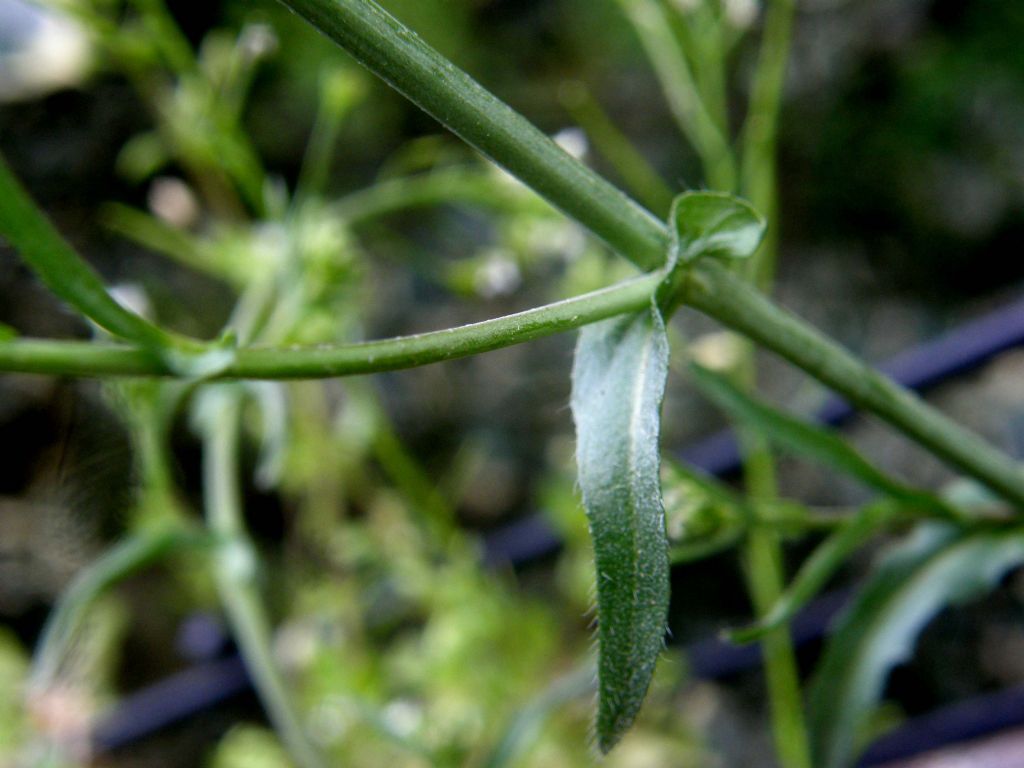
[484,292,1024,564]
[91,657,250,752]
[858,683,1024,766]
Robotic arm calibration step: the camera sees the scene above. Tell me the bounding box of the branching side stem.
[200,388,325,768]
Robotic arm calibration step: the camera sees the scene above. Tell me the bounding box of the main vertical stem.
[735,1,810,765]
[201,387,325,768]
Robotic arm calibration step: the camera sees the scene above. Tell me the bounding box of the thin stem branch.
[742,528,812,768]
[615,0,737,191]
[199,387,325,768]
[30,527,210,691]
[673,3,730,142]
[732,3,803,762]
[560,83,676,217]
[0,272,664,378]
[740,0,796,288]
[295,70,362,205]
[329,167,548,225]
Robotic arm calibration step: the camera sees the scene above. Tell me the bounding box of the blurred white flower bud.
[382,699,423,738]
[553,127,589,161]
[26,684,95,762]
[147,177,200,229]
[309,696,355,746]
[0,0,91,102]
[722,0,759,29]
[475,250,522,298]
[239,23,278,62]
[274,621,319,672]
[690,330,745,371]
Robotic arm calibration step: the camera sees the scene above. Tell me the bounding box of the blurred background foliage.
[2,0,1024,766]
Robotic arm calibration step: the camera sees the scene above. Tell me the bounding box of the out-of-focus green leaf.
[688,364,951,514]
[0,153,180,350]
[729,501,897,644]
[669,192,765,264]
[482,663,595,768]
[808,524,1024,768]
[571,307,670,753]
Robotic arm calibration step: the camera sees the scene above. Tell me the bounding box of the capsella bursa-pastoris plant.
[4,1,1024,766]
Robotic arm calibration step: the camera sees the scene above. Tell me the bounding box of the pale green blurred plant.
[2,2,1024,768]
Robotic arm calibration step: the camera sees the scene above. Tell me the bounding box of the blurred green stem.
[483,662,597,768]
[295,70,363,205]
[742,524,812,768]
[30,527,210,691]
[199,387,325,768]
[560,83,676,216]
[672,2,730,141]
[740,0,796,288]
[331,167,550,224]
[615,0,736,191]
[731,502,898,644]
[0,271,664,377]
[731,2,807,763]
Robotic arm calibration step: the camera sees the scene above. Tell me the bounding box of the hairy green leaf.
[689,364,951,514]
[669,191,766,264]
[809,524,1024,768]
[571,307,670,752]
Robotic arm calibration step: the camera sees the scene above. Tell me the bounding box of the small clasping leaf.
[668,191,766,266]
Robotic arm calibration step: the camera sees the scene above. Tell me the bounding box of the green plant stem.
[615,0,736,191]
[129,0,199,77]
[330,167,548,224]
[560,83,676,217]
[684,260,1024,508]
[101,203,224,281]
[5,0,1023,513]
[672,2,729,140]
[4,262,1024,508]
[740,0,796,288]
[734,3,802,761]
[200,387,325,768]
[731,502,897,644]
[735,392,812,768]
[742,526,812,768]
[30,526,209,691]
[276,0,666,269]
[0,154,190,351]
[0,271,663,377]
[483,662,597,768]
[295,70,361,205]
